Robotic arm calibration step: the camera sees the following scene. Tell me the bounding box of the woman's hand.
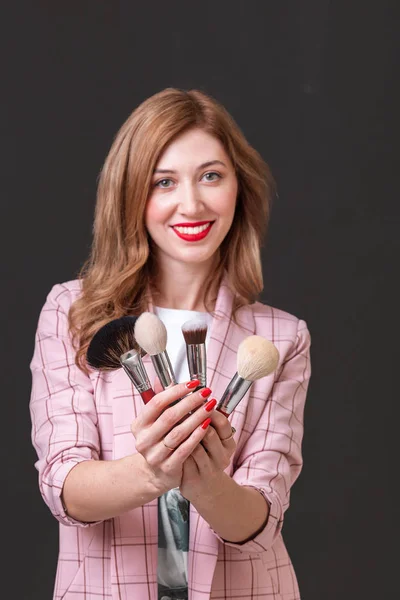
[179,410,237,503]
[130,380,216,495]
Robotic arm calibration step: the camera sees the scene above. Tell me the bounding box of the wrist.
[121,453,166,501]
[182,469,227,504]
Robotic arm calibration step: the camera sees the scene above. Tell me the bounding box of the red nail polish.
[204,398,217,412]
[200,387,212,398]
[201,417,212,429]
[186,379,200,389]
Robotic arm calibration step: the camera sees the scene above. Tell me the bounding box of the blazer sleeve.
[213,318,312,553]
[29,283,102,527]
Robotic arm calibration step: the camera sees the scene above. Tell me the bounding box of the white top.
[154,306,213,384]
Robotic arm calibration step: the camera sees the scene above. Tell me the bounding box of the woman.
[30,88,312,600]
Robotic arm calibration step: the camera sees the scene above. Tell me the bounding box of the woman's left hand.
[179,409,236,502]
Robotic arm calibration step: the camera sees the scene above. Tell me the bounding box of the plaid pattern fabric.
[29,277,311,599]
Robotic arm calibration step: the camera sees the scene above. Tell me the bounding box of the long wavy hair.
[69,87,276,374]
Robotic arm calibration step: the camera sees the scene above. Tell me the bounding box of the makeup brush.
[134,312,177,389]
[217,335,280,417]
[181,317,208,391]
[86,316,155,404]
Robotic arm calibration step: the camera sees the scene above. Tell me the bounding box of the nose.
[177,181,204,216]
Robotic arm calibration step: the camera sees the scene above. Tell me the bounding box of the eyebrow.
[153,160,227,174]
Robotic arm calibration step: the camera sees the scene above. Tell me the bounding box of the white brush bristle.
[181,317,208,345]
[134,312,167,355]
[181,317,208,332]
[237,335,279,381]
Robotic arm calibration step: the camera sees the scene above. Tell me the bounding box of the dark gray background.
[1,1,398,598]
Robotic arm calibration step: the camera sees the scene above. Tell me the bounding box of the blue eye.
[203,172,221,182]
[155,178,173,188]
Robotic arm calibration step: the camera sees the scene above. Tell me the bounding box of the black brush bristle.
[86,316,141,370]
[181,317,208,345]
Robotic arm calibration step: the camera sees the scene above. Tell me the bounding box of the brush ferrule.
[151,351,177,388]
[186,343,207,387]
[120,350,152,394]
[216,373,252,415]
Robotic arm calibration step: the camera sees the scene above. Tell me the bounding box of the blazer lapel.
[206,275,256,404]
[188,276,257,599]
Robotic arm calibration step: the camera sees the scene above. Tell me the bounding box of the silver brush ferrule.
[216,373,252,416]
[186,343,207,388]
[151,351,177,389]
[120,350,152,393]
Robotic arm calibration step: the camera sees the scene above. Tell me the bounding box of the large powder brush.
[217,335,280,417]
[86,316,155,404]
[134,312,177,389]
[181,317,208,390]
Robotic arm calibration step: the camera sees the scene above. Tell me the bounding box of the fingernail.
[186,379,200,389]
[200,387,212,398]
[204,398,217,412]
[201,417,212,429]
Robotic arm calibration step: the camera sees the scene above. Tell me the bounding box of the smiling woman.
[29,88,312,600]
[67,89,274,360]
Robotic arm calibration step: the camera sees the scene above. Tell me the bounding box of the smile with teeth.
[173,223,210,234]
[171,221,214,241]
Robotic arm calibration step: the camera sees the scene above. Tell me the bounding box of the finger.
[161,395,215,448]
[202,425,236,469]
[133,387,212,453]
[165,416,212,466]
[140,380,202,425]
[182,455,199,477]
[190,442,210,471]
[143,408,211,467]
[209,409,235,442]
[200,424,224,457]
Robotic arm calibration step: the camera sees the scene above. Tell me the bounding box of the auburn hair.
[68,88,276,373]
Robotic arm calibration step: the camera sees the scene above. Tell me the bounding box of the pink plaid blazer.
[29,277,311,600]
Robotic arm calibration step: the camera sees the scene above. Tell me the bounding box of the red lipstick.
[171,221,214,242]
[172,221,211,227]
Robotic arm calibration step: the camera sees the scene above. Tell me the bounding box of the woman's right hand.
[130,380,215,494]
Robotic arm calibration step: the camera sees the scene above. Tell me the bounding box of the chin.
[182,247,218,261]
[165,249,216,267]
[178,256,213,266]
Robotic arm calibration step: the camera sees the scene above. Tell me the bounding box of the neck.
[152,258,219,311]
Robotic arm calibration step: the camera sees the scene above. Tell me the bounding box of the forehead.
[156,128,231,169]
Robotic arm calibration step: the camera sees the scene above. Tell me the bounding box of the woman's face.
[145,128,238,271]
